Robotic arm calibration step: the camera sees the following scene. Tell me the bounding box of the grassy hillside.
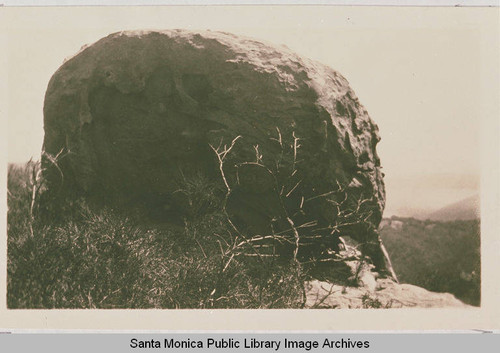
[380,217,480,306]
[7,162,306,309]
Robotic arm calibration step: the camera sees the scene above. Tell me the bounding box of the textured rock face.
[305,278,471,309]
[43,30,386,261]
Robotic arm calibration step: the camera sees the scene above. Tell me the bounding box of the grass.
[7,162,306,309]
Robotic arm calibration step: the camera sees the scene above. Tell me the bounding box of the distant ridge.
[427,194,479,221]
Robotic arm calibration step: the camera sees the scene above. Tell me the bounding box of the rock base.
[305,278,470,309]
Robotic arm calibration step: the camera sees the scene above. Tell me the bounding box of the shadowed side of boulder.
[42,30,387,267]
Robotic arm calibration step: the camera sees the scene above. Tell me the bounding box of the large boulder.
[43,30,386,266]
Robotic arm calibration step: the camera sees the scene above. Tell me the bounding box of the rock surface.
[43,30,386,262]
[304,239,469,309]
[305,278,470,309]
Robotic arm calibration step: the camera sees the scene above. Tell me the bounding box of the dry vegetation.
[8,160,310,308]
[7,134,396,309]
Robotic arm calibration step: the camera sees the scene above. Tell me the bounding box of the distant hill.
[427,194,479,221]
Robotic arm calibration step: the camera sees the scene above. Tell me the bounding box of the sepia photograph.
[0,4,498,330]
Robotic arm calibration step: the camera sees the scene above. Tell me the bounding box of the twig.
[312,283,339,309]
[209,135,241,192]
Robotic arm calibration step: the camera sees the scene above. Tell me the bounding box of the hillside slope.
[380,217,480,306]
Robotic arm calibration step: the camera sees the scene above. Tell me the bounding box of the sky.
[2,6,497,216]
